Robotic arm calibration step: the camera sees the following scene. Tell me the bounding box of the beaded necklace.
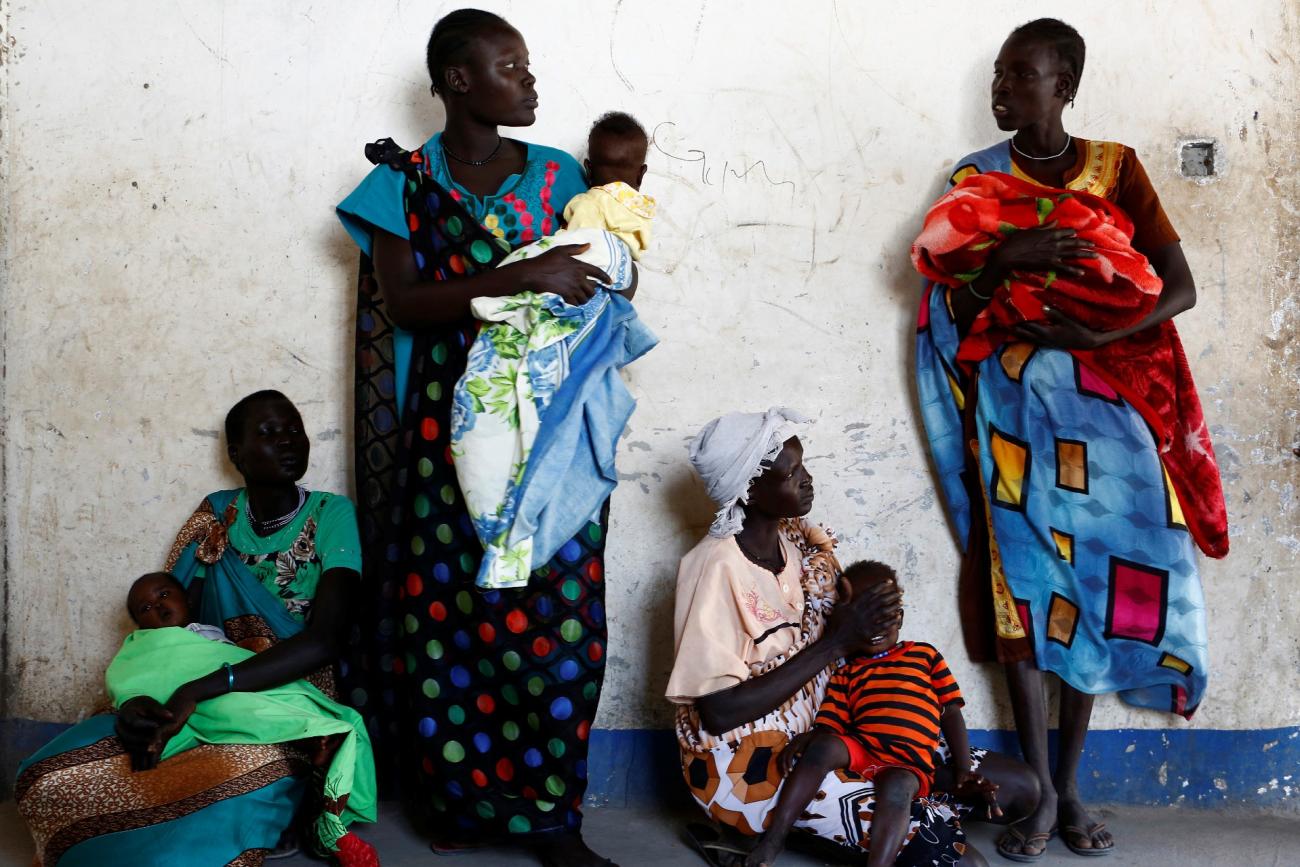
[247,486,307,536]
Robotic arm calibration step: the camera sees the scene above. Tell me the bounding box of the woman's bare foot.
[533,829,618,867]
[996,787,1056,860]
[744,833,784,867]
[310,734,345,768]
[1057,795,1114,854]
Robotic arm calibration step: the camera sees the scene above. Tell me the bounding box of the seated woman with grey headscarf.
[667,408,1037,867]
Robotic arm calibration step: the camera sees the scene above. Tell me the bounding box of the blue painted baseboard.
[587,726,1300,811]
[5,718,1297,810]
[1,719,71,800]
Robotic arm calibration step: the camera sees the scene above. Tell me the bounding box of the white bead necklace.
[1011,133,1072,161]
[247,485,307,535]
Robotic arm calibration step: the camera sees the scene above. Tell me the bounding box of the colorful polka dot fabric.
[345,139,609,839]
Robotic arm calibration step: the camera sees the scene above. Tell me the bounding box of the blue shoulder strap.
[947,140,1012,187]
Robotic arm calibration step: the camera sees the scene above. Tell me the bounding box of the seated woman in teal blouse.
[336,8,625,867]
[16,391,370,866]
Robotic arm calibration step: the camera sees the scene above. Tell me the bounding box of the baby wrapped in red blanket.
[912,171,1227,559]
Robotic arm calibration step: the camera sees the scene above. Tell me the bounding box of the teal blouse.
[200,490,361,624]
[336,133,587,416]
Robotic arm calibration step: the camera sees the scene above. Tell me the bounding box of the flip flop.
[685,822,750,867]
[1060,822,1113,857]
[995,824,1053,863]
[429,839,486,857]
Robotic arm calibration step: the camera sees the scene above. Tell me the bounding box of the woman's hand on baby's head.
[837,574,904,607]
[825,578,903,655]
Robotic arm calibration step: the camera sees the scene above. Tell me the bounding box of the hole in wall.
[1179,139,1217,179]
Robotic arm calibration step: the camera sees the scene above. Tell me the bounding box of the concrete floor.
[4,800,1300,866]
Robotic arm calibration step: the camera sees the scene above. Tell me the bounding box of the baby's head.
[127,572,191,629]
[586,111,649,190]
[842,560,903,652]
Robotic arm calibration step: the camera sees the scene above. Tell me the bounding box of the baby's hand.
[777,731,816,777]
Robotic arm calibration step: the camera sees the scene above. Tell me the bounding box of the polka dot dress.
[347,140,608,840]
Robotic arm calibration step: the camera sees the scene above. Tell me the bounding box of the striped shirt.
[814,641,963,775]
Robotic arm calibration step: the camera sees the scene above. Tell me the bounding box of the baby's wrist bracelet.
[223,662,235,693]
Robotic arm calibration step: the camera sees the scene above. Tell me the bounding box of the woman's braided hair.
[1011,17,1086,97]
[425,8,510,94]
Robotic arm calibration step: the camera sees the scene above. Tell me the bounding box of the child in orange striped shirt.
[745,561,1000,867]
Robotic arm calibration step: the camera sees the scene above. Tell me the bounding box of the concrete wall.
[2,0,1298,805]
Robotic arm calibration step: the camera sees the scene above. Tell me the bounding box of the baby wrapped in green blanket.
[118,572,378,860]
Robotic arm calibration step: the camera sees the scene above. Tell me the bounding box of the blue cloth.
[950,141,1013,180]
[915,143,1208,716]
[915,142,1012,547]
[450,224,654,588]
[512,291,657,568]
[336,133,587,418]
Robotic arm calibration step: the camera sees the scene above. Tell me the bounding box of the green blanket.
[106,627,376,851]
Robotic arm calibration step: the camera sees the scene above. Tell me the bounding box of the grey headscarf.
[687,407,810,537]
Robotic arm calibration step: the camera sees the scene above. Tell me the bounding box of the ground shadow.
[879,49,1020,731]
[317,73,444,500]
[641,467,717,704]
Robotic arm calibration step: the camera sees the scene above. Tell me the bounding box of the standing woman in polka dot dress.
[336,10,621,867]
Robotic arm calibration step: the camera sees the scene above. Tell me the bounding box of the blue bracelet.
[223,662,235,693]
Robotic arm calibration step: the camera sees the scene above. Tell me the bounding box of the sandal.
[685,822,750,867]
[1060,822,1113,857]
[429,839,486,857]
[995,824,1053,863]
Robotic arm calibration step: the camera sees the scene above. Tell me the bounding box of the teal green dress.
[14,489,364,866]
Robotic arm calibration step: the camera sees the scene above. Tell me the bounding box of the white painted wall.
[2,0,1297,735]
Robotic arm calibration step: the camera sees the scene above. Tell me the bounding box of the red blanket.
[912,172,1227,558]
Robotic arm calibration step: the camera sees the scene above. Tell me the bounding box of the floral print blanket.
[452,227,639,589]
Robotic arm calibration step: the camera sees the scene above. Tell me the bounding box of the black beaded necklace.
[735,532,786,575]
[442,134,504,167]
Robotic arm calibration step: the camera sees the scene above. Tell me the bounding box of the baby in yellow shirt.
[564,111,656,259]
[490,112,655,295]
